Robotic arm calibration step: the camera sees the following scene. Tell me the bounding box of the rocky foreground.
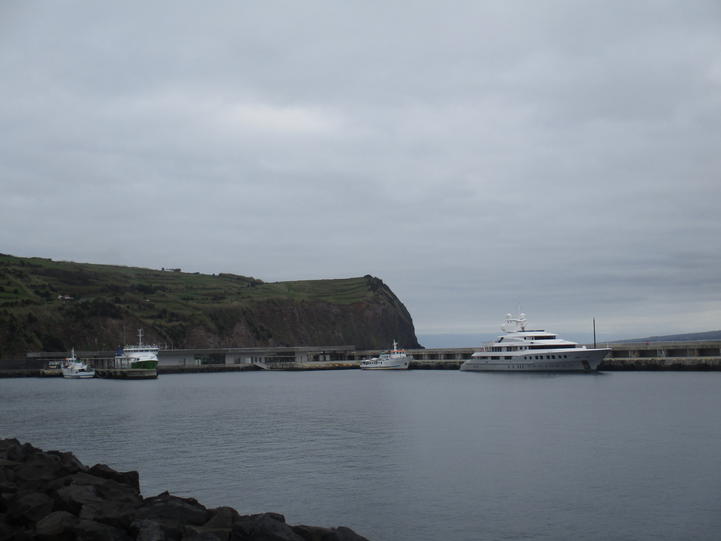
[0,439,368,540]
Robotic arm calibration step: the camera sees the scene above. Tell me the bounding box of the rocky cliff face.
[0,255,420,357]
[192,278,418,350]
[148,279,419,350]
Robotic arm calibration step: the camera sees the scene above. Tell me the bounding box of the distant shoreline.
[1,359,721,378]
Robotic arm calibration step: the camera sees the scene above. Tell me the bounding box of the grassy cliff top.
[0,253,378,311]
[0,254,418,356]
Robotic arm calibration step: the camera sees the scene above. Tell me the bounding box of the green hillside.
[0,254,419,358]
[619,330,721,343]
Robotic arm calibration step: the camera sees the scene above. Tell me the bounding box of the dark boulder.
[55,482,99,515]
[174,506,243,541]
[204,507,242,530]
[0,440,36,463]
[13,452,84,491]
[292,525,370,541]
[182,523,233,541]
[88,463,140,492]
[231,512,305,541]
[54,472,142,529]
[72,518,133,541]
[135,491,211,526]
[131,518,177,541]
[35,510,78,540]
[6,491,54,524]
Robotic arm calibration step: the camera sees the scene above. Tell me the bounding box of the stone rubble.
[0,439,368,541]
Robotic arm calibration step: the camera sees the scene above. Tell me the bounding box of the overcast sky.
[2,1,720,344]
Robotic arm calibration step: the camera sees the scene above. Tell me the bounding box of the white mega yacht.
[460,314,609,372]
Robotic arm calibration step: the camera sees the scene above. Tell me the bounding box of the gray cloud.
[1,1,720,343]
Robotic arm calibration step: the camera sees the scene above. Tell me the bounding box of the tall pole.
[593,318,597,348]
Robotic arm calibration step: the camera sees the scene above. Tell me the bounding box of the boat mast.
[593,318,597,348]
[137,328,143,346]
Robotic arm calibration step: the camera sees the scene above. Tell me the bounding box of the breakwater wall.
[5,340,721,375]
[159,364,263,374]
[0,438,369,540]
[599,341,721,370]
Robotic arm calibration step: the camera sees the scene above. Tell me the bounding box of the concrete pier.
[600,341,721,370]
[94,368,157,379]
[7,340,721,375]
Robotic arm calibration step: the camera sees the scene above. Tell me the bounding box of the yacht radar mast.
[501,313,528,332]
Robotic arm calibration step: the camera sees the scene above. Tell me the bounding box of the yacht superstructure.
[460,314,609,372]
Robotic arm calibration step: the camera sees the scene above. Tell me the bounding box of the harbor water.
[2,371,720,540]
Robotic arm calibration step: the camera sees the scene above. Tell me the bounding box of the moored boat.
[460,313,609,372]
[61,349,95,379]
[115,329,159,370]
[360,340,411,370]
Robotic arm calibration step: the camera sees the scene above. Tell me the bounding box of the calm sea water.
[2,371,720,540]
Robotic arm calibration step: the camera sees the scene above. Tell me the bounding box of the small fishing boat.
[360,340,411,370]
[61,349,95,379]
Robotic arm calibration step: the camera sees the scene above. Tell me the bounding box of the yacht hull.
[460,349,609,372]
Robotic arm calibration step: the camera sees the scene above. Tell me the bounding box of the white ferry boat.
[460,314,609,372]
[360,341,411,370]
[115,329,159,369]
[61,348,95,379]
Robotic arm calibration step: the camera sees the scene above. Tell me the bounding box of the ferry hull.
[460,349,609,373]
[130,360,158,370]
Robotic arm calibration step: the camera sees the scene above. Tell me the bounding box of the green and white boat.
[115,329,159,369]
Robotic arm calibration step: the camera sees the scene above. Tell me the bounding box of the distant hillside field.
[0,254,420,358]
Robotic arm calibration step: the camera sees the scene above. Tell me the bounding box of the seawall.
[4,340,721,375]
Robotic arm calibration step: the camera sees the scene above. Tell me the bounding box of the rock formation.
[0,438,368,540]
[0,254,421,360]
